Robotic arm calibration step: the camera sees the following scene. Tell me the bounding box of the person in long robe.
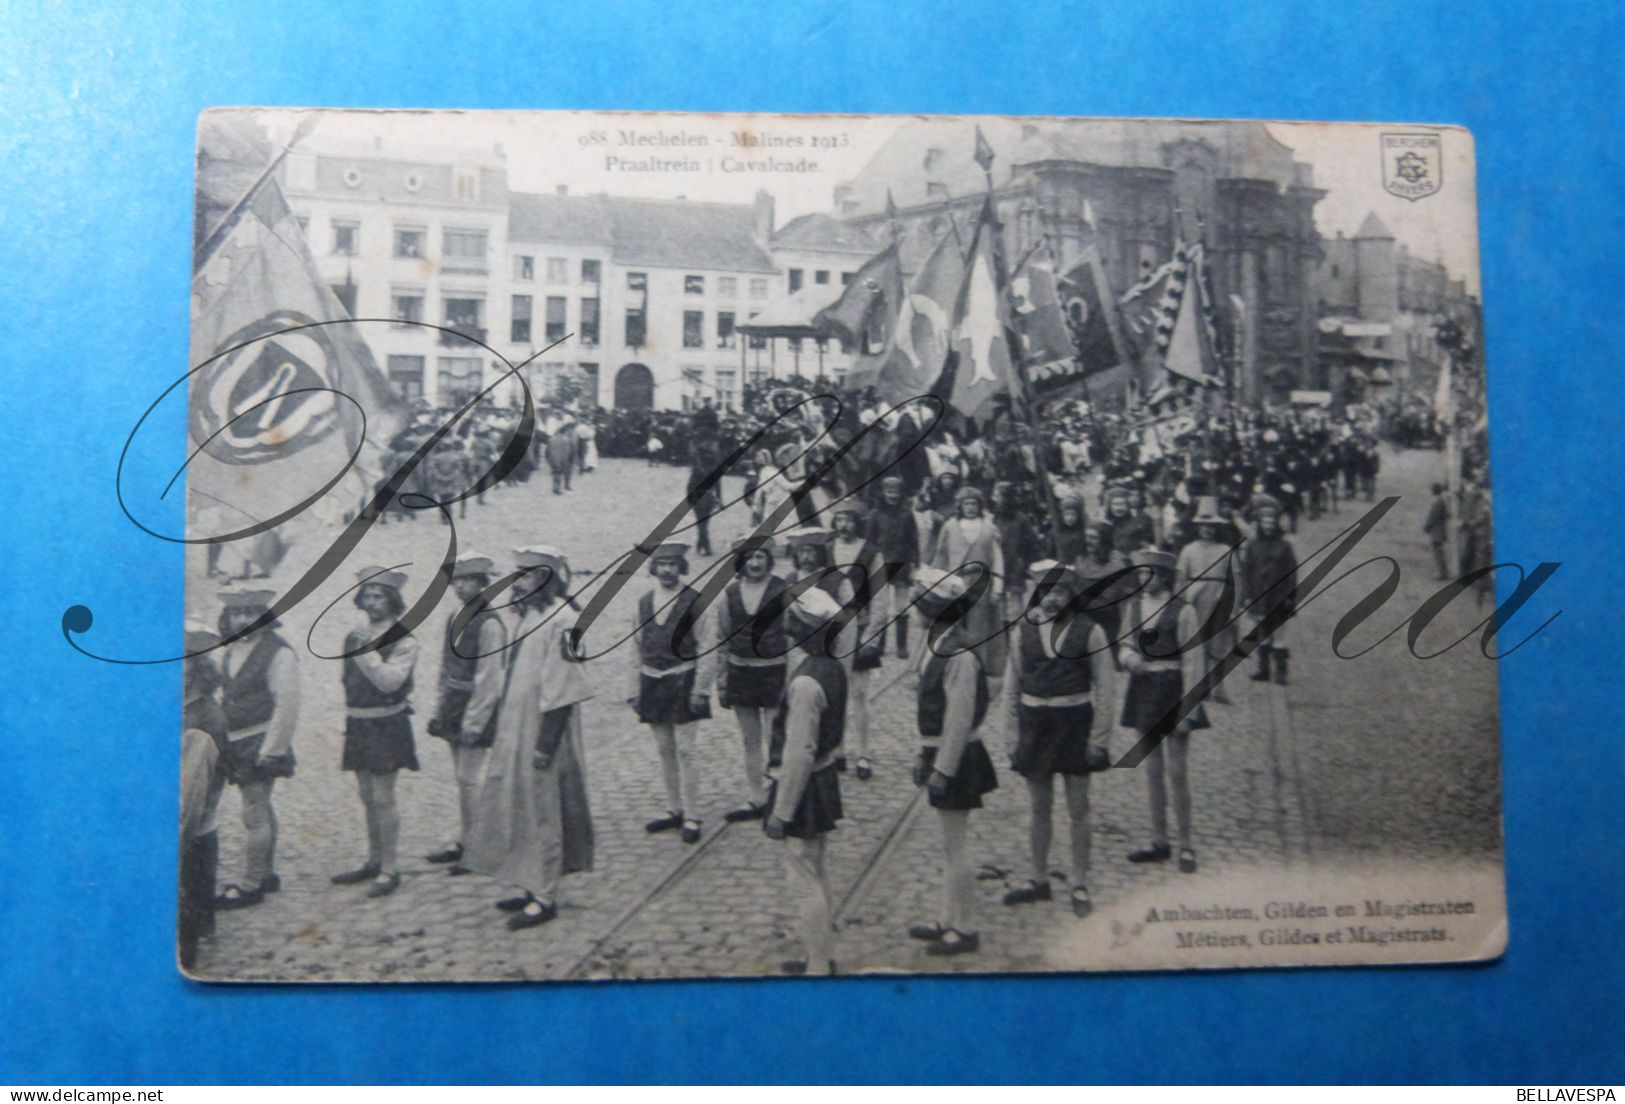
[464,546,595,930]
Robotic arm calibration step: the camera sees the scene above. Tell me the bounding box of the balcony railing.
[439,327,487,348]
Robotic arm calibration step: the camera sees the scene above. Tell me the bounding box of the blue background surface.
[0,0,1619,1084]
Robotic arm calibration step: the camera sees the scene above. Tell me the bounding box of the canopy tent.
[736,284,847,340]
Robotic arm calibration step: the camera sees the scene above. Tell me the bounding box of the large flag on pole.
[1056,245,1130,380]
[884,229,966,401]
[811,243,902,353]
[189,172,408,539]
[944,200,1015,418]
[1147,241,1222,387]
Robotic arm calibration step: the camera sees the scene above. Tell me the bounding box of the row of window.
[382,353,835,411]
[372,287,770,352]
[786,268,855,293]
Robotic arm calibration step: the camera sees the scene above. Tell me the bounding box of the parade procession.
[174,111,1503,982]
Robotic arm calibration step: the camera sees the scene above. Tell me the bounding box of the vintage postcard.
[176,109,1505,982]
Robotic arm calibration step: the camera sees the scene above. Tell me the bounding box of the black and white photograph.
[178,108,1502,982]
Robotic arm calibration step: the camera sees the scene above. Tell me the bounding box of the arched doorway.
[614,362,655,410]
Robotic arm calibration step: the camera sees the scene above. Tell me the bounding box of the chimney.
[754,188,775,242]
[556,184,568,196]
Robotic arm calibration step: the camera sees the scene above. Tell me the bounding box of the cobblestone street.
[194,442,1500,982]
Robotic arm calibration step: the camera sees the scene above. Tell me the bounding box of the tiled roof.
[508,192,778,272]
[771,212,878,254]
[837,118,1309,219]
[1355,211,1394,240]
[508,192,615,246]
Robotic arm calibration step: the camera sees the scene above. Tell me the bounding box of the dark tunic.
[433,606,502,747]
[917,650,998,810]
[1011,617,1099,778]
[636,585,708,724]
[220,632,296,783]
[720,575,789,709]
[340,636,419,773]
[1120,597,1209,737]
[767,654,846,838]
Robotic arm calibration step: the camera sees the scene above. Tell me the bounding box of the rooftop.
[508,192,778,272]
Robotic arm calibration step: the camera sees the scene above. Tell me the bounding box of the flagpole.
[975,160,1067,562]
[195,114,320,270]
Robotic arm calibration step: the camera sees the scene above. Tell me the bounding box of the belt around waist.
[346,702,408,719]
[443,677,476,691]
[1019,690,1093,707]
[642,661,695,678]
[226,723,268,742]
[725,654,787,668]
[1134,660,1182,673]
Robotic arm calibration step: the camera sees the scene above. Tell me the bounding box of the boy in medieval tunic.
[907,566,1000,958]
[1174,496,1243,705]
[179,621,228,967]
[630,541,717,844]
[426,553,509,873]
[928,484,1008,676]
[763,586,848,976]
[864,475,920,659]
[711,535,789,824]
[465,546,595,930]
[1002,562,1117,918]
[214,586,299,911]
[1237,494,1300,685]
[331,568,420,899]
[1121,549,1210,876]
[829,499,887,781]
[783,527,858,768]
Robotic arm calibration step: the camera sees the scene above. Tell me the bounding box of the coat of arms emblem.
[1381,131,1443,201]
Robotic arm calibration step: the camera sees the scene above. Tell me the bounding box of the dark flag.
[973,125,995,175]
[812,244,902,353]
[1058,244,1131,382]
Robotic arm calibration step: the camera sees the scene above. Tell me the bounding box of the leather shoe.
[366,871,401,898]
[332,863,381,885]
[645,812,683,834]
[908,922,946,942]
[723,803,766,823]
[1002,881,1052,906]
[925,929,980,956]
[505,900,557,930]
[425,844,463,865]
[1128,843,1172,864]
[680,819,703,844]
[495,894,533,912]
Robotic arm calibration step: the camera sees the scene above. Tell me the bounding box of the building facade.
[280,139,867,412]
[829,119,1327,404]
[1315,212,1480,400]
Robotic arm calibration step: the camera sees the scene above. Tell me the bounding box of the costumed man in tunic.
[1092,483,1156,567]
[907,565,1001,958]
[425,553,509,874]
[864,475,920,659]
[762,585,849,976]
[214,586,298,911]
[1121,549,1209,875]
[711,535,788,824]
[1174,497,1242,706]
[465,546,595,930]
[331,568,420,899]
[783,527,858,769]
[1002,562,1116,918]
[829,499,887,781]
[179,620,228,968]
[928,484,1007,675]
[629,541,717,844]
[1237,494,1299,686]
